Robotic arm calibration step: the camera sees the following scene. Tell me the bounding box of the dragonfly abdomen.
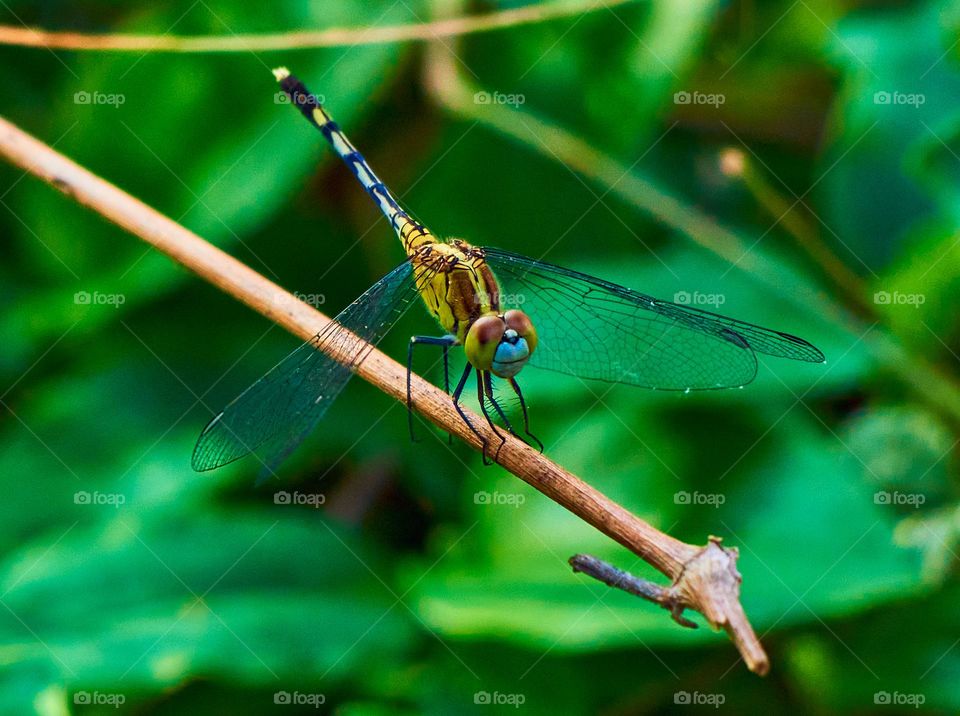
[273,67,434,255]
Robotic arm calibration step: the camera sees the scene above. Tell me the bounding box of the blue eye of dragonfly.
[191,68,825,472]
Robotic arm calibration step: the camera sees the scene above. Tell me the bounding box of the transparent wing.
[483,248,824,390]
[192,260,420,472]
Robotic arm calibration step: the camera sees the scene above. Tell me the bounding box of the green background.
[1,0,958,712]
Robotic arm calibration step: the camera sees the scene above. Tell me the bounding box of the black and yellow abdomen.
[274,68,504,344]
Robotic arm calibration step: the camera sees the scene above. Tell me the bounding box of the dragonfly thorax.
[411,238,502,342]
[464,310,538,379]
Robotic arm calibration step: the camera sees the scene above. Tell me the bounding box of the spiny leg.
[508,377,544,453]
[443,343,453,445]
[451,363,492,465]
[476,371,507,463]
[482,372,519,439]
[407,335,457,443]
[443,344,450,394]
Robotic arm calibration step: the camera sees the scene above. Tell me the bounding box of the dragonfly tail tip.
[272,66,291,82]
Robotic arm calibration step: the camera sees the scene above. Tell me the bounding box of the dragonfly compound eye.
[465,315,506,372]
[503,310,538,355]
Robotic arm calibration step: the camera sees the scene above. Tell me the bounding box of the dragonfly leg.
[508,377,544,453]
[408,335,457,443]
[451,363,492,464]
[477,371,507,463]
[443,344,451,394]
[483,372,519,438]
[443,343,453,445]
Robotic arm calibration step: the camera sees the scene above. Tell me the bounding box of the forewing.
[192,260,420,472]
[483,248,824,390]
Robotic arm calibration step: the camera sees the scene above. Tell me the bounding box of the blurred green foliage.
[1,0,959,713]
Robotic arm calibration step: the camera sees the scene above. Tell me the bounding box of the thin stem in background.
[0,0,637,53]
[719,147,874,318]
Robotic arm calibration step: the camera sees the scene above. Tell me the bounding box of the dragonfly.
[191,67,825,472]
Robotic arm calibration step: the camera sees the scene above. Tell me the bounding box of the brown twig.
[570,541,766,672]
[0,114,769,675]
[570,554,700,629]
[671,539,762,670]
[0,0,635,53]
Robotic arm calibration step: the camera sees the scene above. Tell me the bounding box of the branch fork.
[571,537,767,674]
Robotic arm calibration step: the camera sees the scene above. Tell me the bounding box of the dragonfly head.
[465,310,538,379]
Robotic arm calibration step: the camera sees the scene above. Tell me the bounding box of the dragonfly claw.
[526,431,545,454]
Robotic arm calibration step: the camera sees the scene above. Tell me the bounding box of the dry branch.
[0,114,769,675]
